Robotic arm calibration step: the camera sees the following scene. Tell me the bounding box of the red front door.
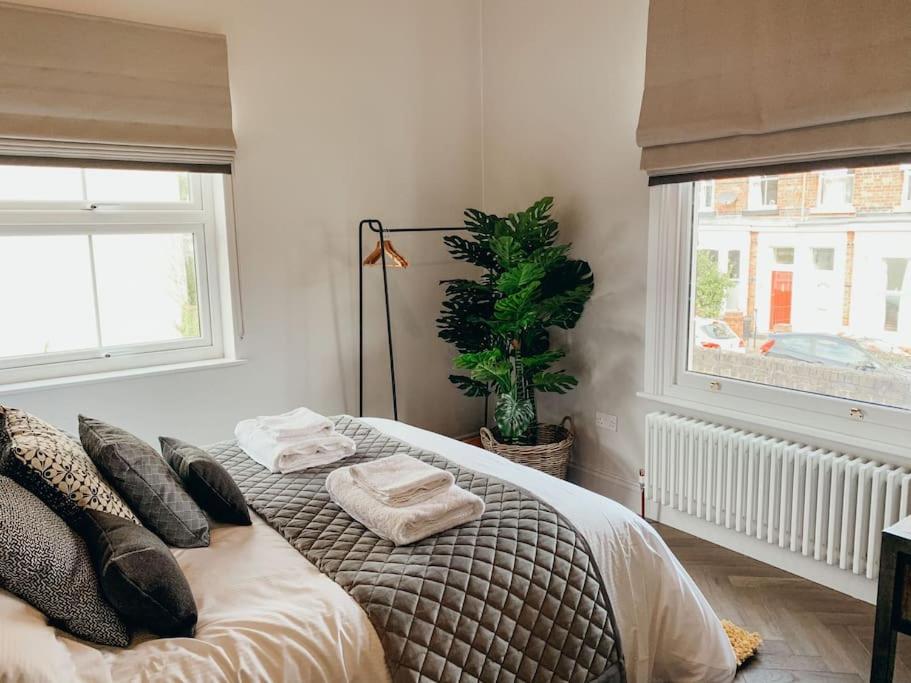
[770,271,793,330]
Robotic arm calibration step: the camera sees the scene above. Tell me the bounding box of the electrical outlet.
[595,412,618,432]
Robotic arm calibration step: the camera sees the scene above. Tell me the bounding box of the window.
[698,180,715,213]
[0,166,193,207]
[816,169,854,212]
[773,247,795,265]
[727,250,741,280]
[0,165,228,385]
[645,168,911,460]
[747,175,778,210]
[884,258,909,333]
[698,248,719,265]
[813,248,835,271]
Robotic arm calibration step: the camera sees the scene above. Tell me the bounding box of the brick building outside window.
[697,165,911,346]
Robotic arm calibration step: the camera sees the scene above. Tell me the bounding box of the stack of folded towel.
[326,453,485,546]
[235,407,356,473]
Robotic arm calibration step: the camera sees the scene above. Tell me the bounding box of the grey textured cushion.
[209,416,625,683]
[79,509,197,637]
[0,406,138,527]
[0,475,130,647]
[159,437,251,525]
[79,416,209,548]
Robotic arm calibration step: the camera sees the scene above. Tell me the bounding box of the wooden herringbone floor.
[656,523,911,683]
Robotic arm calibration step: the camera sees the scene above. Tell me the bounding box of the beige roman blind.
[637,0,911,184]
[0,2,235,172]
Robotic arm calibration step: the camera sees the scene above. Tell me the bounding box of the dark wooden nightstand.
[872,517,911,682]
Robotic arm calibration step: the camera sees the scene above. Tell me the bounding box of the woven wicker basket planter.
[479,417,575,480]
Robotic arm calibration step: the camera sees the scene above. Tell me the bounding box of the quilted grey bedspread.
[207,416,625,683]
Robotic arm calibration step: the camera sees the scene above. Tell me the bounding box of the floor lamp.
[358,219,465,421]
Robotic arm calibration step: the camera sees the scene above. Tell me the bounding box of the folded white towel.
[254,407,334,440]
[349,453,455,507]
[235,418,356,473]
[325,466,485,546]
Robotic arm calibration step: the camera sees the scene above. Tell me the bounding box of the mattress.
[0,418,736,683]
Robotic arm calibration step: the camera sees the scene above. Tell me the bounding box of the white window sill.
[637,390,910,464]
[744,206,778,215]
[0,358,246,397]
[810,205,855,215]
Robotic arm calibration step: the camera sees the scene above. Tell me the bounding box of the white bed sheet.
[0,514,389,683]
[0,417,735,683]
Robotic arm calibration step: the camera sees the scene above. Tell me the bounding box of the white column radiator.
[645,412,910,580]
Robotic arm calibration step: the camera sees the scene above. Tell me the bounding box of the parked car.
[694,318,745,352]
[760,333,903,373]
[846,336,911,359]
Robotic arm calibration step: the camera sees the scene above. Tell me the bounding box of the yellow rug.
[721,619,762,667]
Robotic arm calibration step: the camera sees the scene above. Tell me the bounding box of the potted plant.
[437,197,593,478]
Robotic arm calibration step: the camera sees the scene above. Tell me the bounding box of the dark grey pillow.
[78,509,197,638]
[159,437,251,526]
[0,475,130,647]
[79,416,209,548]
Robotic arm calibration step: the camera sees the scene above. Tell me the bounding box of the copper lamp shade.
[362,239,409,268]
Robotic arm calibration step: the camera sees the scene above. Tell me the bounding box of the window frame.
[643,182,911,460]
[727,249,741,280]
[0,173,226,385]
[0,168,202,212]
[814,168,855,213]
[772,246,795,265]
[697,179,715,213]
[747,175,779,212]
[884,257,909,334]
[812,247,836,271]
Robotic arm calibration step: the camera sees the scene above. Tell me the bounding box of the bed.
[0,418,736,683]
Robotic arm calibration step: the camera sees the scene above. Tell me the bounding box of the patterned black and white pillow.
[0,475,130,647]
[0,406,138,527]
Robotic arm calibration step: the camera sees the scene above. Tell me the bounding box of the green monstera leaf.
[442,235,499,270]
[520,349,565,371]
[531,371,578,394]
[490,235,525,269]
[497,262,546,295]
[448,374,491,398]
[539,259,594,329]
[494,392,536,442]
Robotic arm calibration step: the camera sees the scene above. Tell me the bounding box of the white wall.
[7,0,485,446]
[10,0,656,510]
[481,0,651,506]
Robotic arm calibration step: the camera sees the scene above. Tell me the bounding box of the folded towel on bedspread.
[235,414,356,473]
[253,407,334,439]
[326,465,484,545]
[348,453,454,507]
